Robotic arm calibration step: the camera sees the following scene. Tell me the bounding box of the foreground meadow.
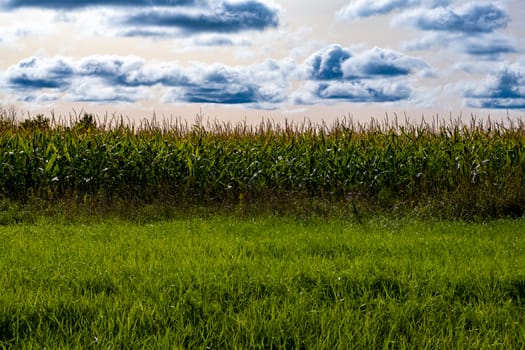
[1,216,524,349]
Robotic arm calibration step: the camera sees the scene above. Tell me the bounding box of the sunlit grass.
[1,216,524,348]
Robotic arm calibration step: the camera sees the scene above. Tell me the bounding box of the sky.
[0,0,524,124]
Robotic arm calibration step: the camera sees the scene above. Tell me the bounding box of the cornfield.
[1,109,525,218]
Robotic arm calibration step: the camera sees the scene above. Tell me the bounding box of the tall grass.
[1,107,525,219]
[1,217,524,348]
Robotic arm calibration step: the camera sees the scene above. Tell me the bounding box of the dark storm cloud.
[465,64,525,109]
[122,1,278,33]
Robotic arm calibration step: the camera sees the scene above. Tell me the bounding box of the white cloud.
[341,47,431,79]
[389,1,519,63]
[403,32,517,59]
[294,79,412,105]
[393,2,509,34]
[337,0,448,21]
[1,0,280,39]
[464,60,525,109]
[1,54,295,107]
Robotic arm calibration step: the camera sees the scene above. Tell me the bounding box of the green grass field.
[1,216,524,349]
[1,111,525,347]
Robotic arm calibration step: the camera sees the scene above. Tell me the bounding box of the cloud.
[76,57,188,87]
[3,56,153,103]
[20,93,59,104]
[6,57,74,89]
[0,0,198,10]
[462,36,517,57]
[338,0,507,33]
[465,62,525,109]
[305,45,429,80]
[119,29,173,38]
[298,45,429,104]
[66,80,146,104]
[341,47,430,78]
[403,32,518,60]
[164,60,294,107]
[1,55,293,106]
[397,2,509,34]
[0,8,82,45]
[1,48,426,107]
[338,0,516,60]
[194,36,235,46]
[0,29,23,44]
[337,0,448,21]
[120,1,278,34]
[174,85,261,104]
[0,0,279,37]
[296,80,411,104]
[392,1,517,59]
[306,45,352,80]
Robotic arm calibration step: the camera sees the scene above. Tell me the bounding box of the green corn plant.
[0,113,524,218]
